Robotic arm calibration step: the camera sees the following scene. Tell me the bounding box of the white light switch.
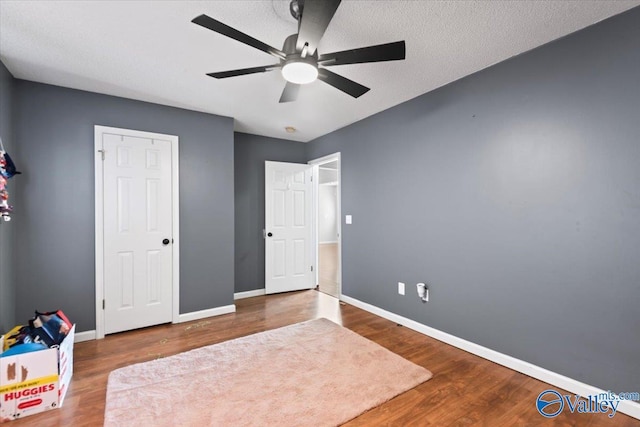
[345,215,352,224]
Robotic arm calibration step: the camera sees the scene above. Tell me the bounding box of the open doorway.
[309,153,341,298]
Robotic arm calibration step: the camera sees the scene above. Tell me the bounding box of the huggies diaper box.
[0,325,74,421]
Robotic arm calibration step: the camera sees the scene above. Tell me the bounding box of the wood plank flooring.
[6,290,638,426]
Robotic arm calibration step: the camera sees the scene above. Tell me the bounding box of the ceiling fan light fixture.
[282,61,318,84]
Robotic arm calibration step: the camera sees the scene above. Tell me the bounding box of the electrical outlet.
[398,282,405,295]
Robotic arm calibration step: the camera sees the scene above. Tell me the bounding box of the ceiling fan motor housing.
[282,33,318,62]
[281,35,318,84]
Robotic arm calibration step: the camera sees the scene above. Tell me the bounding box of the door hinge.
[311,265,314,272]
[102,299,105,310]
[310,175,313,182]
[98,149,105,160]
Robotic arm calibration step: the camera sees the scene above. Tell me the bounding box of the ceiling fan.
[192,0,406,103]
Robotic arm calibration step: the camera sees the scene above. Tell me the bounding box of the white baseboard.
[340,294,640,420]
[70,305,236,342]
[74,330,96,343]
[176,304,236,323]
[234,289,266,300]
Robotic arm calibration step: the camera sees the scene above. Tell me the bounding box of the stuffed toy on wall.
[0,137,20,222]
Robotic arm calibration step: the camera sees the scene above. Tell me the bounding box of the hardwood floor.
[6,290,638,426]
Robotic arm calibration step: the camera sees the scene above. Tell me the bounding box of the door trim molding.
[308,152,342,298]
[94,125,180,339]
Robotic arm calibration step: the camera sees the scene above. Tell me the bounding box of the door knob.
[162,238,170,245]
[267,232,273,237]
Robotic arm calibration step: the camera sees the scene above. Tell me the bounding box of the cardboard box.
[0,325,75,421]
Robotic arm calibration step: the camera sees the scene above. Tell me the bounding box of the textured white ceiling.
[1,1,638,142]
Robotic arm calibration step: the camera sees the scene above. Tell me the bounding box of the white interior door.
[101,131,173,334]
[265,161,314,294]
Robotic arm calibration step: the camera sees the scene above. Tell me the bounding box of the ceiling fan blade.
[207,64,279,79]
[296,0,341,55]
[317,68,370,98]
[279,82,300,103]
[318,41,406,66]
[192,14,285,60]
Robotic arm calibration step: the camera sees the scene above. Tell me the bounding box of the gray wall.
[306,7,640,392]
[234,132,307,293]
[13,81,235,331]
[0,62,15,333]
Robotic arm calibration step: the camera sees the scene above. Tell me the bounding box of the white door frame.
[94,125,180,339]
[309,152,342,298]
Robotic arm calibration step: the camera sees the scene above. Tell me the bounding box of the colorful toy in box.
[1,310,73,358]
[29,310,73,347]
[1,325,32,352]
[0,342,48,357]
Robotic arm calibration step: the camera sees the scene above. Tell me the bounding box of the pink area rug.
[104,318,432,426]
